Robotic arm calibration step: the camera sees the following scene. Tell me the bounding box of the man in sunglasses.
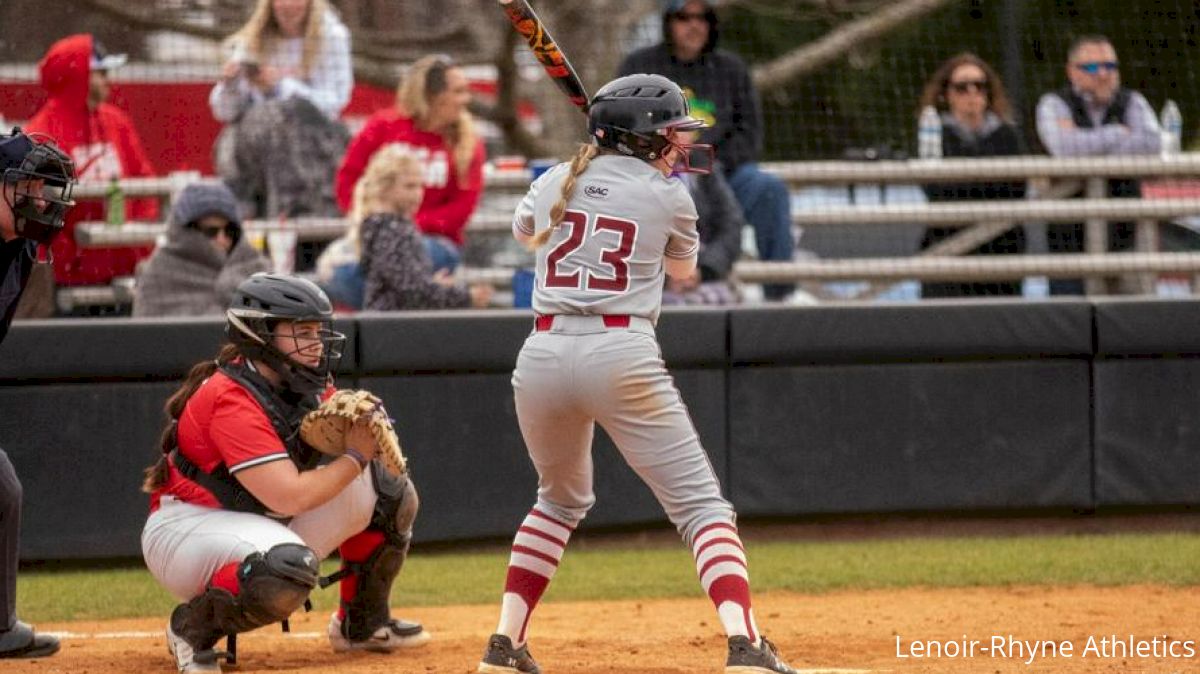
[0,127,75,659]
[619,0,796,303]
[1035,34,1161,295]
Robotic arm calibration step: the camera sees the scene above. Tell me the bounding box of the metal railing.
[754,153,1200,297]
[58,154,1200,308]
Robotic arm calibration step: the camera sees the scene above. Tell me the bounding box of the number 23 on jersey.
[545,209,639,292]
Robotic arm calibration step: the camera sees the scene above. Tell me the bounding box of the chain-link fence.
[2,0,1200,308]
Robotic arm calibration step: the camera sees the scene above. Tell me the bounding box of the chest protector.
[169,361,322,517]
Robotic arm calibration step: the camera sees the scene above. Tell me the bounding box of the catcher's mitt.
[299,389,407,476]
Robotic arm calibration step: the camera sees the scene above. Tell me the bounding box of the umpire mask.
[0,129,76,244]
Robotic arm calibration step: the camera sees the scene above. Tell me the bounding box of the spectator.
[25,34,158,293]
[916,53,1027,298]
[313,231,363,310]
[336,54,486,274]
[211,0,352,220]
[618,0,795,301]
[663,154,744,306]
[133,182,270,317]
[351,145,491,310]
[1036,35,1160,295]
[0,129,75,659]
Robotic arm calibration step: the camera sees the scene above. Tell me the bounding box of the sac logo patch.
[584,185,609,198]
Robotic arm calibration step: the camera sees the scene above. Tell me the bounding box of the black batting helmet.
[226,273,345,395]
[588,74,707,163]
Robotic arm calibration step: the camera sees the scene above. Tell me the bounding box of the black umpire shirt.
[0,237,35,345]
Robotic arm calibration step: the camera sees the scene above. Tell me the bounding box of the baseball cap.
[90,39,127,71]
[0,132,34,180]
[0,129,72,186]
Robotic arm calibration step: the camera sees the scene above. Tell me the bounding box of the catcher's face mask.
[227,312,346,394]
[267,319,346,393]
[0,132,75,244]
[272,320,343,369]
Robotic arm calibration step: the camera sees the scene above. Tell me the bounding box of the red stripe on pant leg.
[505,567,551,644]
[698,554,748,581]
[694,535,746,560]
[505,566,551,607]
[337,530,386,620]
[693,521,737,543]
[529,508,575,530]
[518,525,568,549]
[512,544,561,568]
[708,575,756,643]
[209,561,241,595]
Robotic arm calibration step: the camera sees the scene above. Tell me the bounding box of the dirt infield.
[15,585,1200,673]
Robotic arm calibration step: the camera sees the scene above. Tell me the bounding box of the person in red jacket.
[335,54,485,272]
[25,34,159,289]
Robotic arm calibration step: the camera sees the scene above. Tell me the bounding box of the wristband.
[343,447,369,471]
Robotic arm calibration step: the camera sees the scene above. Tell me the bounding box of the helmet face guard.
[225,273,344,395]
[588,74,711,172]
[227,312,346,395]
[1,133,75,244]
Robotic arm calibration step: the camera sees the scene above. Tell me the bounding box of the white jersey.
[513,154,699,323]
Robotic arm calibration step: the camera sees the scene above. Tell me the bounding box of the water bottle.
[105,177,125,226]
[1160,99,1182,158]
[918,105,943,159]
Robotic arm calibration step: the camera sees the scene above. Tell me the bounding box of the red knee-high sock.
[691,521,759,645]
[337,530,386,620]
[210,561,241,595]
[495,507,574,646]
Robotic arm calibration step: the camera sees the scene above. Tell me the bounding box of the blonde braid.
[531,144,598,249]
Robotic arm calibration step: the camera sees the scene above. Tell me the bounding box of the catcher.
[139,272,427,673]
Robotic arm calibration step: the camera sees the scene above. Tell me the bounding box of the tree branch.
[73,0,485,88]
[752,0,954,90]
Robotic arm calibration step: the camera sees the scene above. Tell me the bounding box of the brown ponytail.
[140,343,242,493]
[530,144,598,249]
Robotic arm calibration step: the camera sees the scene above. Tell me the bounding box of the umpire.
[0,127,76,658]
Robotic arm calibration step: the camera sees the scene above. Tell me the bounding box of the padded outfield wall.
[1,301,1196,560]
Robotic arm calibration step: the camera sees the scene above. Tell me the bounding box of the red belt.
[535,314,631,331]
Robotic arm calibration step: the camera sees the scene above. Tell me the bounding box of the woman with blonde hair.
[336,54,486,273]
[916,52,1028,298]
[210,0,353,219]
[347,145,491,310]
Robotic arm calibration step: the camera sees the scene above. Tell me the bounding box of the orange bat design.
[499,0,590,111]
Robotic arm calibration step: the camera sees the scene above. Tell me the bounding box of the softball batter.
[477,74,797,674]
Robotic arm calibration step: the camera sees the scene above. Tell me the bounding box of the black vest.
[169,360,322,517]
[1055,87,1140,198]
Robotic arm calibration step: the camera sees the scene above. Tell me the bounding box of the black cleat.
[726,635,798,674]
[477,633,541,673]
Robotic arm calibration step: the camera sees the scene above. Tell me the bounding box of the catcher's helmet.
[0,128,75,243]
[588,74,708,165]
[226,273,345,395]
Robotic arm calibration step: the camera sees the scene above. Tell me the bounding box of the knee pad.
[237,543,320,625]
[171,543,319,650]
[369,463,418,546]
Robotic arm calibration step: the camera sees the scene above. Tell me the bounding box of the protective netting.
[1,0,1199,307]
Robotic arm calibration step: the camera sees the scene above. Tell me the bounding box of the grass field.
[19,530,1200,623]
